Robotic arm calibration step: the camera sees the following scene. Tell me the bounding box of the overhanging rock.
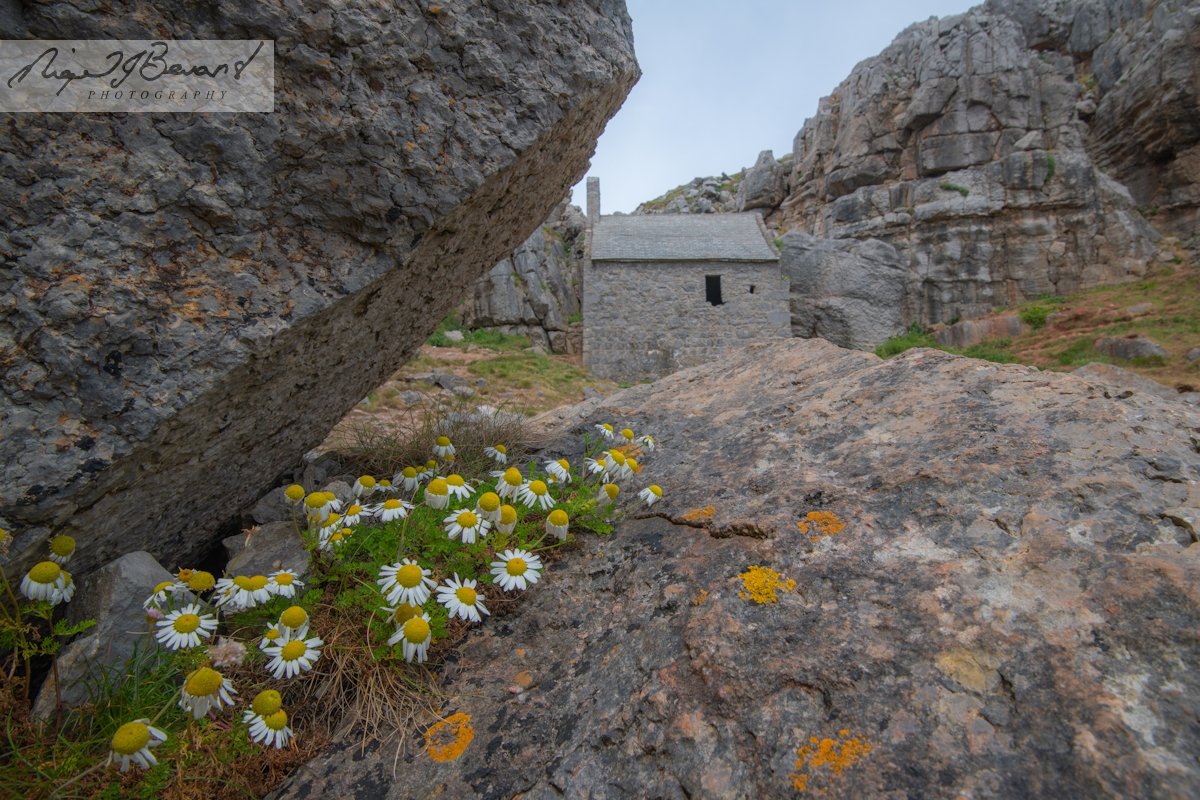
[0,0,639,577]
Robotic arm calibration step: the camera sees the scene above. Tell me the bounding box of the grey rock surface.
[33,551,176,719]
[251,486,293,526]
[935,314,1027,349]
[1,0,639,580]
[223,521,309,579]
[1095,335,1169,361]
[273,337,1200,799]
[736,149,787,211]
[1073,362,1182,402]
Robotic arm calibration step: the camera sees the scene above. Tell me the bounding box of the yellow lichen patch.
[425,712,474,762]
[791,730,873,793]
[736,566,796,604]
[681,505,716,523]
[691,588,709,606]
[797,511,846,541]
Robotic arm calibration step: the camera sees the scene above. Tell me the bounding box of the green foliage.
[939,181,970,197]
[958,340,1018,363]
[1045,153,1057,182]
[874,324,937,357]
[1019,304,1053,330]
[567,310,583,325]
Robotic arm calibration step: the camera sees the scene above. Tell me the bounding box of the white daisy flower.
[496,467,525,500]
[388,612,432,663]
[377,479,397,494]
[516,479,554,510]
[544,458,572,483]
[264,635,322,679]
[56,570,76,604]
[595,422,615,439]
[373,498,413,523]
[619,427,637,445]
[443,510,490,545]
[268,569,303,598]
[318,513,343,536]
[484,444,508,464]
[155,604,218,650]
[303,491,337,522]
[490,548,543,592]
[545,509,569,541]
[215,575,272,610]
[243,690,293,749]
[318,527,353,552]
[396,465,421,493]
[179,667,236,720]
[605,449,633,481]
[47,534,76,566]
[340,503,365,527]
[107,719,166,772]
[433,435,456,460]
[278,605,311,640]
[476,491,502,523]
[436,575,489,624]
[378,559,437,606]
[497,504,518,536]
[596,483,619,504]
[417,459,439,481]
[584,457,610,481]
[142,579,183,610]
[637,434,656,451]
[284,484,306,504]
[353,475,377,497]
[180,570,216,593]
[639,484,663,507]
[383,602,423,629]
[260,624,284,651]
[424,478,450,510]
[444,474,473,501]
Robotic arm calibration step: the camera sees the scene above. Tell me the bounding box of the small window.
[749,284,756,294]
[705,274,723,306]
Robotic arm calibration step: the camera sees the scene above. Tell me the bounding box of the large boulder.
[273,338,1200,798]
[0,1,638,579]
[736,149,787,211]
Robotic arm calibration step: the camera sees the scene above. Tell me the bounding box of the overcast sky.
[574,0,977,213]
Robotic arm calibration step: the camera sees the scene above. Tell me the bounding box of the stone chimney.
[586,177,600,224]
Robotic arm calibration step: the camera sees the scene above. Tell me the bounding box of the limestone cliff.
[0,0,639,578]
[274,337,1200,799]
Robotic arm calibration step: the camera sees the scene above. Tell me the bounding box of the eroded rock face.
[274,338,1200,799]
[0,1,638,577]
[776,0,1170,327]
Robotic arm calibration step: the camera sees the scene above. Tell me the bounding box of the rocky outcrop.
[275,337,1200,798]
[0,1,639,579]
[635,173,744,214]
[462,202,585,354]
[736,149,788,211]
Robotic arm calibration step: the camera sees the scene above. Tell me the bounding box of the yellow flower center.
[111,721,151,755]
[478,492,500,512]
[249,575,268,590]
[455,586,477,606]
[29,561,61,584]
[391,603,421,624]
[233,575,254,590]
[285,484,305,501]
[609,450,626,465]
[383,499,402,510]
[506,558,527,576]
[323,513,342,528]
[602,423,613,432]
[427,478,448,496]
[264,627,280,641]
[173,613,201,633]
[280,606,307,628]
[604,484,619,500]
[436,436,451,447]
[629,458,641,473]
[503,468,522,487]
[557,459,569,471]
[49,535,75,557]
[176,568,194,582]
[358,476,376,488]
[426,459,438,470]
[402,466,418,479]
[151,579,173,595]
[185,667,222,697]
[528,480,548,497]
[500,505,517,524]
[548,509,568,527]
[403,616,430,644]
[456,511,478,528]
[621,428,635,440]
[447,474,465,487]
[649,485,662,497]
[264,709,289,731]
[397,564,424,588]
[304,493,324,509]
[330,531,345,543]
[251,690,282,716]
[494,444,507,454]
[319,491,336,503]
[380,479,392,488]
[346,504,363,515]
[188,571,215,591]
[275,573,295,586]
[280,640,306,661]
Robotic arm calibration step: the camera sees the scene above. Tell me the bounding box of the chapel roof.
[590,213,778,262]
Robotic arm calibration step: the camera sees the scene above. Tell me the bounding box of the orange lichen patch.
[425,712,474,763]
[797,511,846,541]
[417,123,429,135]
[513,671,535,689]
[405,141,417,152]
[736,566,796,604]
[791,730,873,793]
[691,589,709,606]
[681,506,716,523]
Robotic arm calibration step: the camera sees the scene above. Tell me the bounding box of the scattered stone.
[1095,335,1168,361]
[531,345,549,356]
[451,385,477,398]
[443,330,465,343]
[1073,363,1179,401]
[300,452,342,492]
[1125,302,1155,316]
[583,387,603,400]
[1185,347,1200,363]
[33,551,179,720]
[431,370,468,391]
[223,521,309,579]
[251,486,293,525]
[401,391,424,405]
[935,314,1025,349]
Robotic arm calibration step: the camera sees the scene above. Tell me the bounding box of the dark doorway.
[705,275,723,306]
